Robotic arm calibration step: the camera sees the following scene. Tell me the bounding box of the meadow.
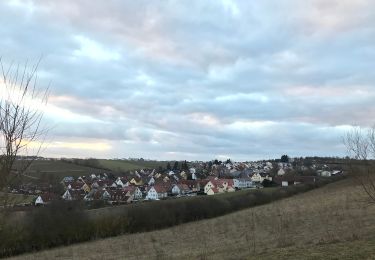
[15,160,104,179]
[97,159,174,172]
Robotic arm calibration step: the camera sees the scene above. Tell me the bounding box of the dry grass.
[12,178,375,260]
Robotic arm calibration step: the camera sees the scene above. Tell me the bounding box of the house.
[204,179,235,194]
[62,176,74,183]
[233,178,253,189]
[178,180,200,192]
[148,177,155,186]
[35,192,58,205]
[123,186,143,200]
[318,170,332,177]
[82,183,91,193]
[251,173,263,183]
[273,176,317,187]
[115,178,126,188]
[251,172,272,183]
[83,189,96,201]
[204,181,216,194]
[277,168,286,176]
[171,184,190,195]
[109,190,133,203]
[35,195,44,206]
[206,187,220,195]
[197,179,210,192]
[62,190,73,200]
[146,185,168,200]
[178,171,186,180]
[129,177,143,186]
[91,181,100,189]
[94,189,111,200]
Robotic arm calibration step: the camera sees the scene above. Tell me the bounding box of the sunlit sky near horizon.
[1,0,375,161]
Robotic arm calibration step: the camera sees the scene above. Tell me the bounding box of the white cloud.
[72,35,121,61]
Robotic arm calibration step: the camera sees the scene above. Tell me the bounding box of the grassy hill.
[15,160,107,180]
[97,159,173,172]
[11,178,375,259]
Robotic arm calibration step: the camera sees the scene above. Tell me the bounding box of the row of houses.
[55,176,257,205]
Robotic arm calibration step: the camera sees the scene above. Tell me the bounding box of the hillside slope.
[98,159,171,172]
[12,179,375,259]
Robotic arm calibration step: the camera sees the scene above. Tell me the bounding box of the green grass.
[98,159,171,172]
[15,160,106,179]
[12,159,179,182]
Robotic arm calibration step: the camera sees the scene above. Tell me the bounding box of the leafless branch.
[343,126,375,203]
[0,58,49,189]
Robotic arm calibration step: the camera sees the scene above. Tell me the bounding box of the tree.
[343,126,375,203]
[181,160,189,170]
[280,155,289,163]
[0,58,49,189]
[173,161,179,170]
[166,162,171,171]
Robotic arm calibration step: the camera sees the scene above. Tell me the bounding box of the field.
[11,178,375,259]
[98,159,172,172]
[15,160,106,180]
[12,159,167,183]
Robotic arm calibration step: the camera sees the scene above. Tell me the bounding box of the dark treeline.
[0,176,343,258]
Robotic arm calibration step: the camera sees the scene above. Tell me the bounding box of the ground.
[11,178,375,259]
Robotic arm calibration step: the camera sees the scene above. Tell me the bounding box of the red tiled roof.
[176,184,190,191]
[152,185,168,193]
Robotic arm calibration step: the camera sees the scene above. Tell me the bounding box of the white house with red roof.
[171,184,190,195]
[146,185,168,200]
[204,179,235,195]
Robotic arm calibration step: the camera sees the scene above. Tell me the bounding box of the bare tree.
[0,58,49,190]
[343,126,375,203]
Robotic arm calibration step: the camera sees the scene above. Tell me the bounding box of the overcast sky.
[1,0,374,161]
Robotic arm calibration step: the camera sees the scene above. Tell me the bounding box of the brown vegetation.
[10,178,375,259]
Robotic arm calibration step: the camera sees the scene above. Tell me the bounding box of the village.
[13,158,344,207]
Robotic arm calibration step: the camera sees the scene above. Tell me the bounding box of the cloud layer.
[1,0,375,160]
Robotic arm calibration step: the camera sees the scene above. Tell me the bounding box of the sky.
[1,0,374,161]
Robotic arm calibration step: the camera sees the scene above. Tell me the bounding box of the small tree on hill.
[343,126,375,203]
[0,58,49,190]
